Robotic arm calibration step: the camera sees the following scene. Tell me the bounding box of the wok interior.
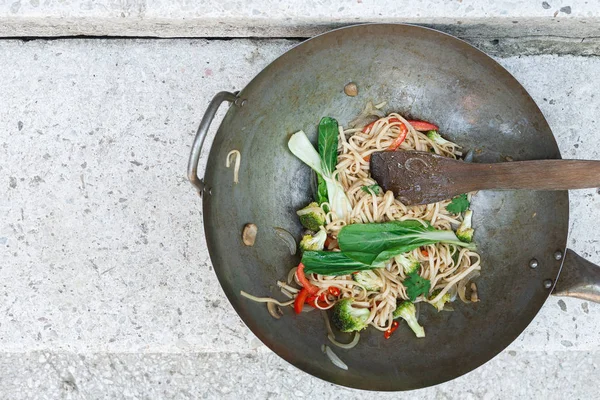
[202,24,568,390]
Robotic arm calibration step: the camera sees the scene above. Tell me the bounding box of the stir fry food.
[241,102,480,350]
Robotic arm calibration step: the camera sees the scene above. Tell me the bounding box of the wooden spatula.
[369,150,600,206]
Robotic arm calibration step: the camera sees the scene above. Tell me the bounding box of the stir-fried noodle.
[242,104,481,343]
[300,111,480,331]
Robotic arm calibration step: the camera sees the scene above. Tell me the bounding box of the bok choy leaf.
[301,220,476,276]
[288,117,352,219]
[302,251,372,276]
[339,220,475,265]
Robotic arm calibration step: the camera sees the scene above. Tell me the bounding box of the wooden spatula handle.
[457,160,600,191]
[370,151,600,205]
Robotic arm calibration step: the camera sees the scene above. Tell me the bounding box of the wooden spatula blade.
[370,150,600,206]
[370,151,466,205]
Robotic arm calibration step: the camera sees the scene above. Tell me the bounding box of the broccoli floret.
[299,230,327,252]
[296,202,327,231]
[331,298,370,332]
[426,130,451,145]
[393,301,425,338]
[352,270,384,291]
[456,210,474,243]
[394,254,420,275]
[428,289,452,312]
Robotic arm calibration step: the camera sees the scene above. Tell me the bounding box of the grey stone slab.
[0,38,599,396]
[0,350,598,399]
[0,38,297,354]
[0,0,599,39]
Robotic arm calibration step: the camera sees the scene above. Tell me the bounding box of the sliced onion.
[277,281,299,294]
[328,333,360,350]
[240,291,294,307]
[273,227,297,255]
[458,270,481,303]
[348,101,385,128]
[280,288,294,299]
[321,311,360,349]
[321,345,348,370]
[267,302,283,319]
[447,283,458,302]
[287,267,298,284]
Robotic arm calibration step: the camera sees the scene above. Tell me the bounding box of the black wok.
[187,24,600,391]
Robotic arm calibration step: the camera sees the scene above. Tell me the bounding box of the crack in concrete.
[1,34,598,57]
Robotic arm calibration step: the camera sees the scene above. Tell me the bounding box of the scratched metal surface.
[202,24,568,390]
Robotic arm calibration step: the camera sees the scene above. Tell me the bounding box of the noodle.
[241,108,481,338]
[305,111,480,331]
[226,150,241,184]
[240,291,294,307]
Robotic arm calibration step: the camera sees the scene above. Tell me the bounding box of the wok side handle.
[553,249,600,303]
[187,91,240,195]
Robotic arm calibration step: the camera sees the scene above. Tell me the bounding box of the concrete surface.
[1,38,600,398]
[1,350,599,399]
[0,0,600,39]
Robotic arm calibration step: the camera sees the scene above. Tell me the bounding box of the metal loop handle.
[187,91,239,194]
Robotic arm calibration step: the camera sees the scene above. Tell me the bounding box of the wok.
[187,24,600,391]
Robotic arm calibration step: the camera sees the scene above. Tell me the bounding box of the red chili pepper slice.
[294,288,310,314]
[421,249,429,257]
[387,123,408,151]
[407,120,439,131]
[306,292,328,308]
[362,120,378,134]
[328,287,341,297]
[363,117,403,134]
[384,321,400,339]
[362,118,408,155]
[296,263,319,295]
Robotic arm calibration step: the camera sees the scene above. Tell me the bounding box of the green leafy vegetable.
[300,220,476,276]
[315,118,338,207]
[445,194,470,214]
[361,185,381,194]
[318,117,339,174]
[301,251,372,276]
[338,220,475,265]
[403,272,431,301]
[316,174,328,206]
[288,121,352,219]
